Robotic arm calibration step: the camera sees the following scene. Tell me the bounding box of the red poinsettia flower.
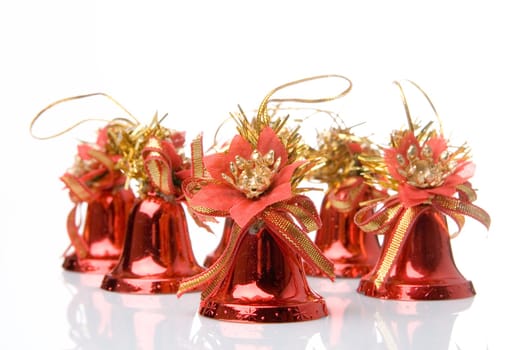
[189,127,303,228]
[384,132,474,207]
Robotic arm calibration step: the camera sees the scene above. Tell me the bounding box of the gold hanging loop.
[257,74,353,124]
[29,92,139,140]
[392,79,444,135]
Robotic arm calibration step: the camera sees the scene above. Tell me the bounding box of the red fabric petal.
[426,136,448,162]
[384,147,405,181]
[161,140,183,170]
[230,181,293,228]
[398,184,432,207]
[170,131,186,149]
[204,153,229,181]
[77,144,93,160]
[271,161,303,189]
[190,182,245,213]
[257,127,288,167]
[453,161,475,181]
[96,127,109,148]
[206,135,254,181]
[227,135,253,162]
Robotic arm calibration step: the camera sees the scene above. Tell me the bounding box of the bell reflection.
[63,271,118,349]
[359,294,474,350]
[189,312,328,349]
[64,270,200,350]
[311,278,383,349]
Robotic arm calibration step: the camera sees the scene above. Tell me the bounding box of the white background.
[1,1,524,349]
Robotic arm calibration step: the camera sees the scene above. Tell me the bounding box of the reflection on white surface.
[57,272,485,349]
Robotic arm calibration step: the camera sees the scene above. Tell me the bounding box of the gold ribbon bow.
[177,194,335,298]
[354,184,491,288]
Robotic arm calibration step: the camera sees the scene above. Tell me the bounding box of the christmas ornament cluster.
[31,76,490,323]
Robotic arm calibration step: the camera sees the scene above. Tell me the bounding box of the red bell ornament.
[178,75,355,321]
[58,123,136,274]
[198,220,328,322]
[306,177,381,278]
[357,206,477,300]
[354,80,491,300]
[302,125,384,278]
[100,194,204,294]
[63,188,135,273]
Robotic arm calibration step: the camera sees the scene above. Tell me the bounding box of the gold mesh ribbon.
[65,204,89,259]
[355,184,490,288]
[142,137,177,196]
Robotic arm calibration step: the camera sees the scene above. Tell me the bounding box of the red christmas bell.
[100,194,204,294]
[63,188,135,273]
[306,177,381,278]
[198,220,328,323]
[358,207,476,300]
[354,80,490,300]
[203,218,233,267]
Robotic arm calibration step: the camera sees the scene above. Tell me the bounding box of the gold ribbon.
[65,204,89,259]
[142,137,178,196]
[355,184,490,288]
[177,194,335,298]
[60,148,117,203]
[326,176,387,213]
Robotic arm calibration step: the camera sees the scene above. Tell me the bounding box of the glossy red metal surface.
[357,207,475,300]
[63,189,135,274]
[203,218,233,267]
[199,222,328,323]
[100,195,204,294]
[306,191,381,278]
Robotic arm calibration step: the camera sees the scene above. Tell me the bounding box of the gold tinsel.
[106,113,178,196]
[305,124,380,190]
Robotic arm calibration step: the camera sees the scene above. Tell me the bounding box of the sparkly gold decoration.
[398,138,456,188]
[222,149,281,199]
[230,75,353,192]
[306,124,380,190]
[106,113,180,195]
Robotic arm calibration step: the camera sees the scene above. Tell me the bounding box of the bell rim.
[357,278,476,301]
[62,255,118,274]
[198,298,329,323]
[99,274,202,295]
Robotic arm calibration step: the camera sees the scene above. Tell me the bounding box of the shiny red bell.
[358,206,475,300]
[203,218,233,267]
[63,188,135,274]
[199,220,328,322]
[307,196,381,278]
[306,178,382,278]
[100,194,204,294]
